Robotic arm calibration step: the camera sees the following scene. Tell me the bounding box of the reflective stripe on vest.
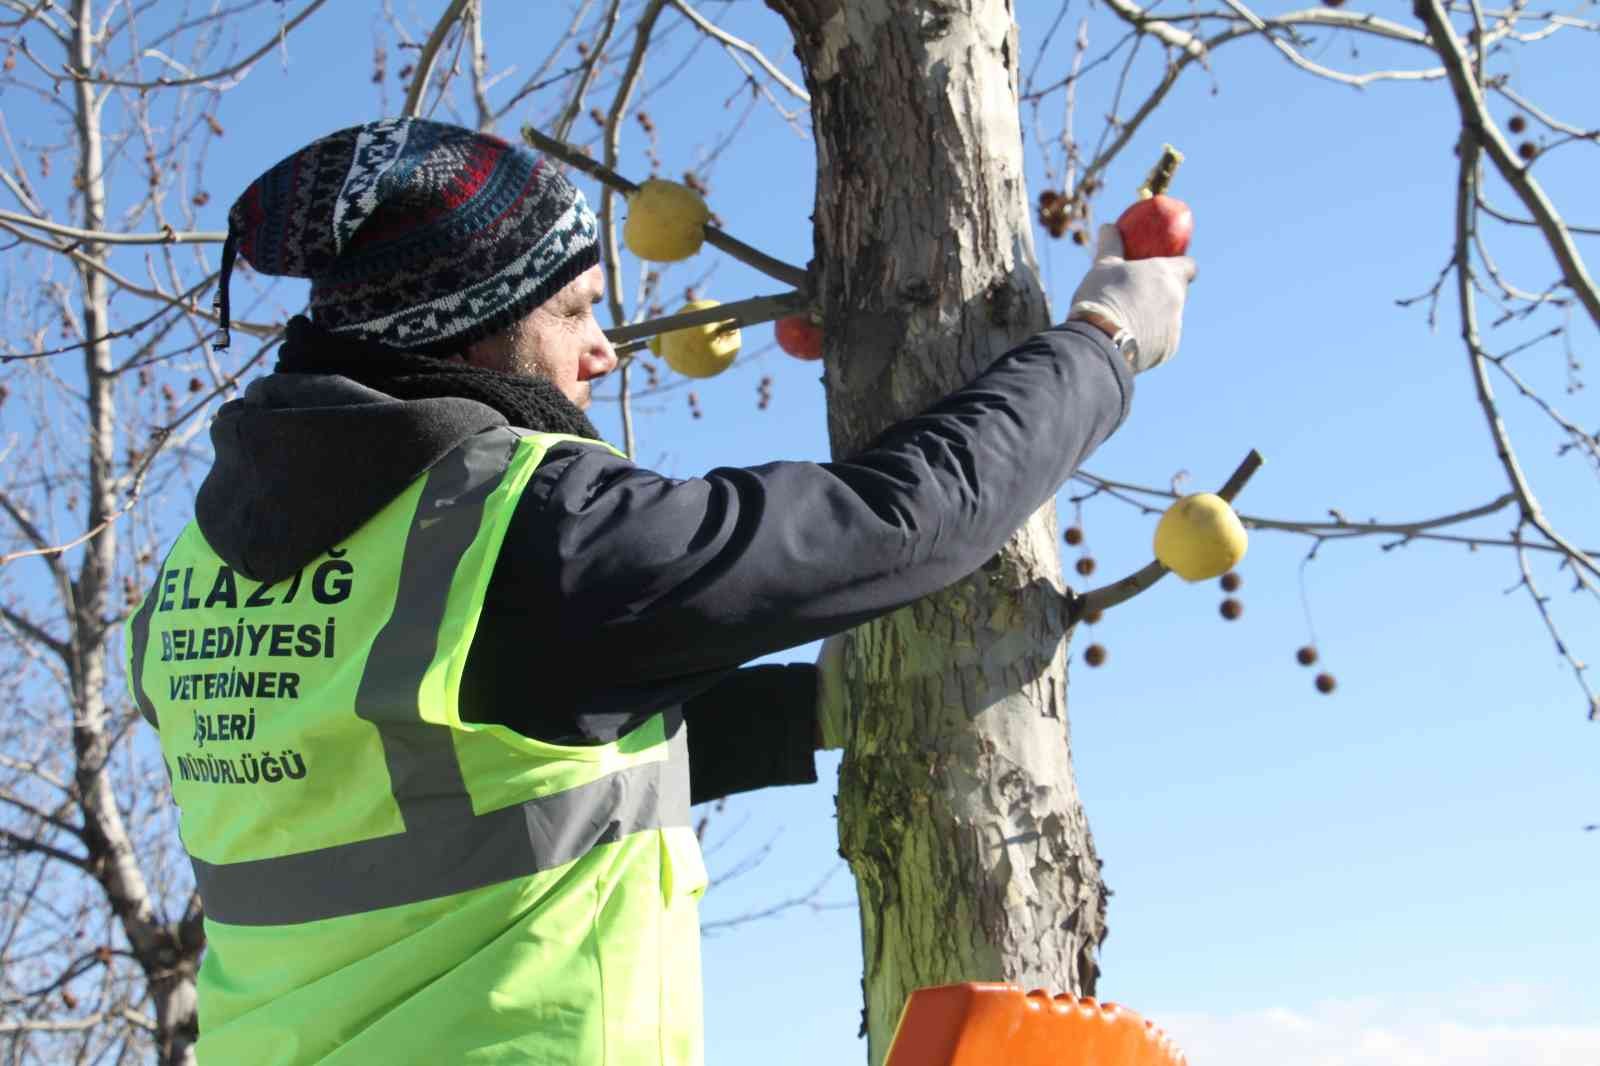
[191,725,690,924]
[191,723,689,925]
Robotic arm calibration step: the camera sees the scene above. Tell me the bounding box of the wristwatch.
[1068,302,1140,370]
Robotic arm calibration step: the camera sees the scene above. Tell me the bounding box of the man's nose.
[581,337,618,381]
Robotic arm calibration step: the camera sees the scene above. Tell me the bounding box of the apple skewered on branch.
[1117,143,1194,260]
[520,126,817,378]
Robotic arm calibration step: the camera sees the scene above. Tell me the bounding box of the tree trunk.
[70,3,200,1061]
[767,2,1108,1061]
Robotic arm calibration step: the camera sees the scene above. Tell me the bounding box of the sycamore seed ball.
[624,179,711,262]
[659,299,741,379]
[1153,492,1248,582]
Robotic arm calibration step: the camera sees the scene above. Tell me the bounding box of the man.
[126,118,1194,1064]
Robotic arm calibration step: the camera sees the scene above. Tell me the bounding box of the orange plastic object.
[884,983,1187,1066]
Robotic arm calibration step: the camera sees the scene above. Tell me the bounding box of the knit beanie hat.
[214,117,600,353]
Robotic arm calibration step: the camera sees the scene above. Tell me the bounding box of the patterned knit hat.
[214,117,599,353]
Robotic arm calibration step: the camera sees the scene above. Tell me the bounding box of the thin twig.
[0,209,224,245]
[1511,526,1598,718]
[598,0,669,459]
[0,222,277,339]
[700,864,851,935]
[491,2,597,122]
[1073,472,1587,554]
[36,0,327,89]
[667,0,810,104]
[0,338,278,568]
[552,0,622,144]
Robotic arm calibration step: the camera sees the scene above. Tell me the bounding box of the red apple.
[1115,194,1193,260]
[775,314,823,360]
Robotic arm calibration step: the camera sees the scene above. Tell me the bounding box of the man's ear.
[451,338,485,368]
[458,326,513,371]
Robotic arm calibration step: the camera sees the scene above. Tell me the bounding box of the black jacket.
[194,321,1132,805]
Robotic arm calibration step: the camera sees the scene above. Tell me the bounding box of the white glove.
[1068,224,1197,374]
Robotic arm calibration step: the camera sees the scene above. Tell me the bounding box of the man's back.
[131,427,707,1064]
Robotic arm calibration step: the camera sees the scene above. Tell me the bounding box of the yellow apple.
[623,179,710,262]
[1153,493,1248,581]
[658,299,740,379]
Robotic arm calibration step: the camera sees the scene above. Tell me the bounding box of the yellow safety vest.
[126,427,707,1065]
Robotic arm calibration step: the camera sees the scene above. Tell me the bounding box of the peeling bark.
[767,2,1107,1060]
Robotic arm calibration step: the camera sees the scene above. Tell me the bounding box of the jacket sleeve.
[466,320,1131,743]
[499,320,1131,681]
[683,664,819,806]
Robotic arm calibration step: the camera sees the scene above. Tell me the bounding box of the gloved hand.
[1067,224,1197,374]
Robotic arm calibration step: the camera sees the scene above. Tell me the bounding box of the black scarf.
[275,315,601,440]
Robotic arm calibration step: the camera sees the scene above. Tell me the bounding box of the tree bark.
[766,2,1107,1061]
[69,3,200,1062]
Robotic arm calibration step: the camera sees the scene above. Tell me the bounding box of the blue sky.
[9,2,1596,1062]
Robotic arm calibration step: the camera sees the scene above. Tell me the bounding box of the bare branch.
[491,2,596,122]
[0,828,88,870]
[0,0,73,41]
[1100,0,1209,60]
[0,209,225,246]
[0,786,81,839]
[1417,0,1600,330]
[401,0,472,117]
[1477,195,1600,238]
[47,0,329,89]
[0,605,69,662]
[0,221,278,340]
[1511,527,1598,718]
[597,0,670,460]
[3,274,213,364]
[1074,471,1570,553]
[668,0,810,104]
[0,491,71,587]
[0,753,69,794]
[552,0,622,144]
[1417,2,1600,599]
[523,125,810,289]
[0,337,277,568]
[465,0,492,131]
[700,864,851,935]
[1214,0,1440,88]
[1491,80,1600,143]
[0,1007,153,1034]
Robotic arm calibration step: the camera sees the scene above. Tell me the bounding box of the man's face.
[464,264,616,409]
